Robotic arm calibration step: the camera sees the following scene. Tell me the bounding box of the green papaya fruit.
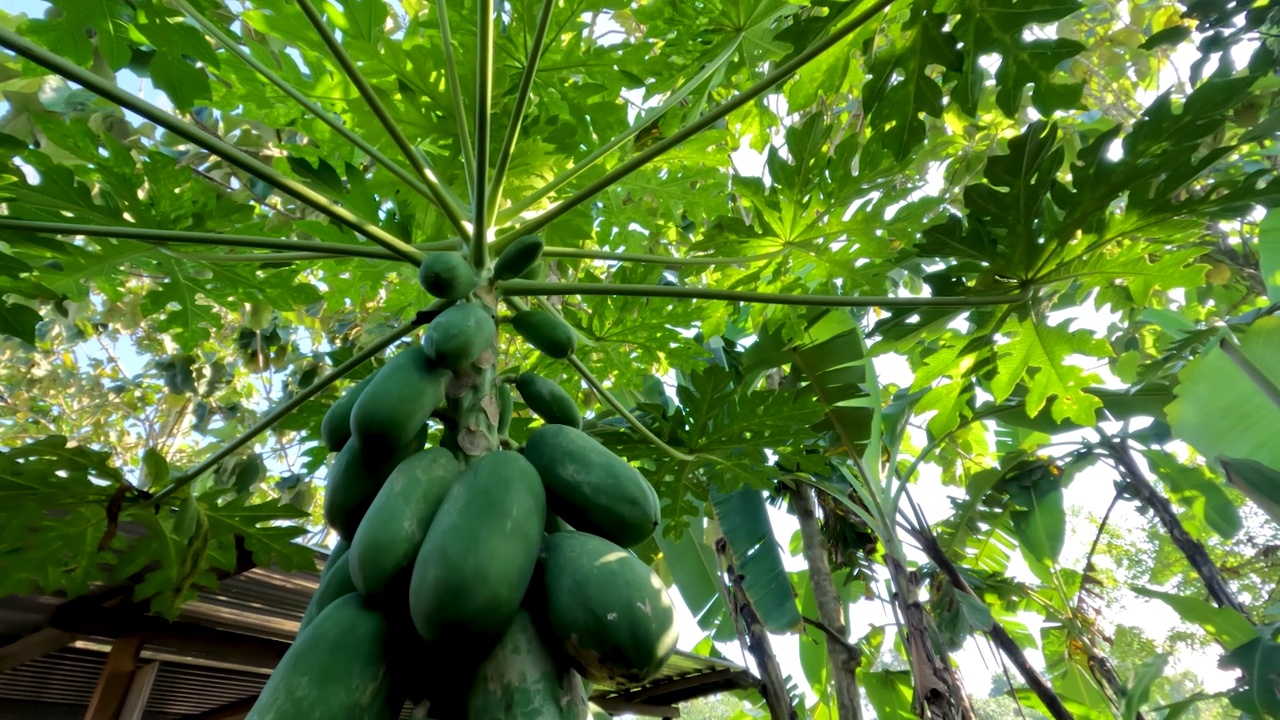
[248,594,393,720]
[544,512,573,534]
[422,302,497,370]
[511,311,576,359]
[419,252,479,301]
[299,551,356,633]
[497,383,514,437]
[324,536,351,576]
[324,425,431,541]
[536,532,677,686]
[515,373,582,429]
[351,346,450,452]
[493,235,545,281]
[409,451,546,643]
[321,370,379,452]
[349,448,461,597]
[522,425,659,548]
[467,609,588,720]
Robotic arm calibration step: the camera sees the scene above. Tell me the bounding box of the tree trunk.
[790,484,862,720]
[717,538,798,720]
[1106,441,1253,622]
[884,555,975,720]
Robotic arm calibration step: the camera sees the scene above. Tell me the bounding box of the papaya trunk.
[444,300,502,462]
[790,485,862,720]
[717,538,798,720]
[885,556,975,720]
[1105,440,1253,621]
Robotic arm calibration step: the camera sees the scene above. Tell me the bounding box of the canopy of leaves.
[0,0,1278,716]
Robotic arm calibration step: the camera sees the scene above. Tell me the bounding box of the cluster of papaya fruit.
[247,238,677,720]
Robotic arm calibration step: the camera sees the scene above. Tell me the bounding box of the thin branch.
[499,280,1033,309]
[498,34,744,223]
[903,521,1075,720]
[144,315,439,507]
[0,218,417,261]
[437,0,476,200]
[501,298,695,461]
[541,246,784,266]
[472,0,495,269]
[170,0,462,214]
[293,0,471,238]
[490,0,895,252]
[1219,336,1280,411]
[1105,439,1254,622]
[0,27,424,264]
[487,0,555,227]
[1073,490,1122,609]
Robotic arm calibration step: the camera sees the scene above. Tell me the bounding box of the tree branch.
[498,280,1033,309]
[1104,439,1254,621]
[490,0,895,252]
[170,0,462,214]
[904,525,1075,720]
[143,311,445,507]
[293,0,471,238]
[497,33,744,223]
[470,0,496,268]
[487,0,555,226]
[0,27,424,264]
[437,0,476,200]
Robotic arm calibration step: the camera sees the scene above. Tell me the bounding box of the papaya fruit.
[422,302,497,370]
[325,425,431,541]
[419,252,478,301]
[536,532,677,686]
[248,594,393,720]
[325,536,351,576]
[493,235,545,281]
[321,370,379,452]
[516,373,582,429]
[544,512,573,534]
[497,383,514,437]
[299,552,357,632]
[511,310,576,359]
[522,425,659,548]
[409,451,546,643]
[467,609,588,720]
[351,346,450,452]
[349,448,461,597]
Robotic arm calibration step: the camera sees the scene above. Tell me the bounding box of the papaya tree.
[0,0,1277,718]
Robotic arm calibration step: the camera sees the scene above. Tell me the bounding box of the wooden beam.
[85,634,145,720]
[593,698,681,717]
[51,604,290,671]
[179,695,258,720]
[0,627,76,671]
[119,661,160,720]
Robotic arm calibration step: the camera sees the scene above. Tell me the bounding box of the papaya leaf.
[1168,316,1280,470]
[1121,652,1169,720]
[1131,586,1255,648]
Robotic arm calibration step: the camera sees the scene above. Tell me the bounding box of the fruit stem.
[498,281,1035,308]
[503,298,695,463]
[294,0,472,237]
[0,27,425,265]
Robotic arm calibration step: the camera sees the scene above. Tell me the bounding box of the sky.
[0,0,1256,710]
